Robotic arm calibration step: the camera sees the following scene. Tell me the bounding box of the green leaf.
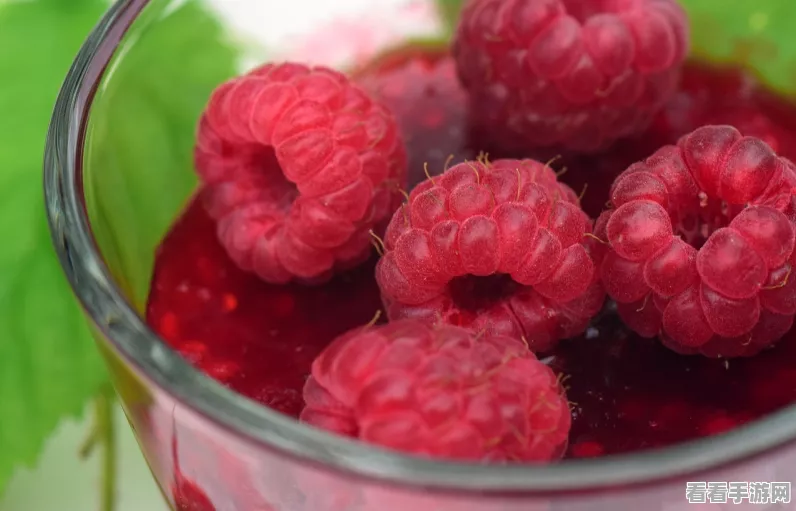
[678,0,796,97]
[436,0,465,35]
[0,0,240,498]
[0,0,108,496]
[84,0,240,309]
[435,0,796,97]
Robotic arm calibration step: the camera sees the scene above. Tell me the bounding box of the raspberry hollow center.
[675,196,745,249]
[252,146,299,213]
[562,0,621,21]
[448,274,520,313]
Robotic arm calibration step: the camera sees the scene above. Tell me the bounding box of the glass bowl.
[44,0,796,509]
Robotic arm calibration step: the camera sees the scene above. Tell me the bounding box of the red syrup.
[146,191,383,418]
[146,61,796,460]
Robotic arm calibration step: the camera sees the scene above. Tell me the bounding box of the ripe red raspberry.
[354,44,477,189]
[599,125,796,357]
[651,63,796,161]
[195,62,407,283]
[452,0,689,153]
[374,158,605,352]
[300,319,571,462]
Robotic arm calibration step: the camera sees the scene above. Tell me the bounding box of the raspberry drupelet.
[195,62,407,284]
[301,319,571,462]
[375,158,605,353]
[599,125,796,357]
[452,0,689,153]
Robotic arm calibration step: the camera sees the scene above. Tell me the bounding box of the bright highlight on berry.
[195,62,407,284]
[300,319,571,462]
[599,125,796,357]
[375,158,605,352]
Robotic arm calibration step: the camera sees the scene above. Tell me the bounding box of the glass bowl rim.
[43,0,796,495]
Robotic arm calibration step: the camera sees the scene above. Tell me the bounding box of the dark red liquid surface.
[146,195,382,418]
[146,61,796,460]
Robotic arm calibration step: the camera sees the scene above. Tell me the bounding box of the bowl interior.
[71,0,796,493]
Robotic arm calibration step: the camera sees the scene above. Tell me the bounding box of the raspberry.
[651,63,796,161]
[375,158,604,352]
[452,0,689,153]
[195,62,407,283]
[355,44,477,188]
[300,319,571,462]
[599,125,796,357]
